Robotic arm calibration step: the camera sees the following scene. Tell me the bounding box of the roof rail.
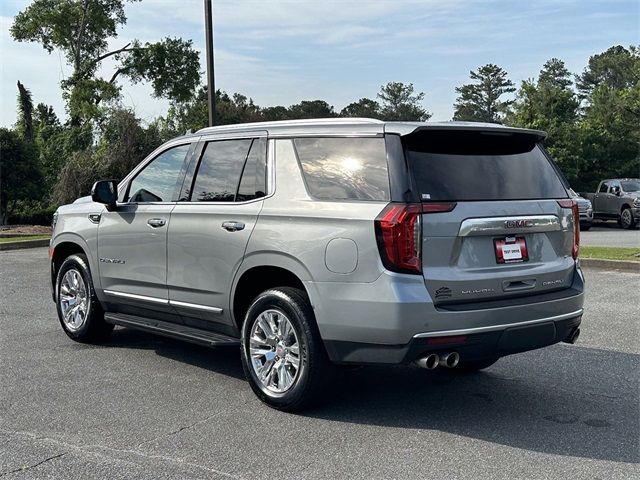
[195,117,384,134]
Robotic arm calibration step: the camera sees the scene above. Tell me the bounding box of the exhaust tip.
[564,328,580,344]
[439,352,460,368]
[415,353,440,370]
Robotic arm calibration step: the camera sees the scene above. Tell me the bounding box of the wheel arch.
[230,253,317,331]
[50,234,96,297]
[621,203,632,213]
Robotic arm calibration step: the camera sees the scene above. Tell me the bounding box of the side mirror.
[91,180,118,209]
[611,186,621,196]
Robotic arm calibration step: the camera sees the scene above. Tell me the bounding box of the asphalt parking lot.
[581,222,639,248]
[0,248,638,479]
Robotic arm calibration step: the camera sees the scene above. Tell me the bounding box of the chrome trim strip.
[103,290,224,313]
[458,215,561,237]
[103,290,169,305]
[413,309,583,338]
[169,300,223,314]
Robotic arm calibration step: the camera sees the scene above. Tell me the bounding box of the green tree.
[576,45,639,97]
[11,0,200,123]
[377,82,430,121]
[261,106,290,122]
[453,64,515,123]
[53,107,163,205]
[287,100,336,119]
[577,46,640,189]
[0,129,43,224]
[340,98,381,118]
[158,88,265,139]
[508,58,582,185]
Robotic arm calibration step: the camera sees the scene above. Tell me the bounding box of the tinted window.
[293,137,389,201]
[191,139,252,202]
[127,144,190,202]
[237,138,267,202]
[621,180,640,192]
[599,182,609,193]
[404,131,568,201]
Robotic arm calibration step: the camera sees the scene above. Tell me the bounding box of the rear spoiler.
[384,123,547,142]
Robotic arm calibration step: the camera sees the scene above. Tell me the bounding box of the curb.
[580,258,639,273]
[0,239,50,251]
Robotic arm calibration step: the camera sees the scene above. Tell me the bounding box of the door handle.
[221,221,245,232]
[147,218,166,228]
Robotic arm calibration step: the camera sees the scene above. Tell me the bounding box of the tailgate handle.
[503,279,536,292]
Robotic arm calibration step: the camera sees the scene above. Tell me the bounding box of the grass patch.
[0,235,51,244]
[580,246,640,262]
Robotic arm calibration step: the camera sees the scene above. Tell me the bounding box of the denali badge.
[504,219,533,229]
[542,279,564,286]
[461,288,495,295]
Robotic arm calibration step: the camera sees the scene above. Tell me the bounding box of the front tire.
[55,254,113,342]
[620,208,636,229]
[240,287,327,411]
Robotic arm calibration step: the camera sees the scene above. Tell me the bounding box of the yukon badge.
[505,219,533,229]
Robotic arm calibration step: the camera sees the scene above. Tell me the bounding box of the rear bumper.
[311,266,584,364]
[324,310,582,364]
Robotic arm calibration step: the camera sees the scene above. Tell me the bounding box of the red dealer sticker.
[494,236,528,264]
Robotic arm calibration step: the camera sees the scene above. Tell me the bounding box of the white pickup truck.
[582,179,640,229]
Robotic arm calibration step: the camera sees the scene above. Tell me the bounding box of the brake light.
[375,202,456,274]
[558,199,580,259]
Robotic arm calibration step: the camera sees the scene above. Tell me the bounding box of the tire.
[55,254,113,343]
[620,208,636,229]
[451,357,499,373]
[580,224,591,231]
[240,287,328,412]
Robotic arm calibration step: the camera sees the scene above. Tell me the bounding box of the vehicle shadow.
[103,327,246,380]
[102,328,638,464]
[307,344,639,464]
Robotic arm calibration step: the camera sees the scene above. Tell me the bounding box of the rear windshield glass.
[293,137,390,201]
[404,130,568,201]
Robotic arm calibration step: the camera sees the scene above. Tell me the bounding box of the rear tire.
[451,357,498,372]
[620,208,636,229]
[240,287,328,412]
[55,254,113,343]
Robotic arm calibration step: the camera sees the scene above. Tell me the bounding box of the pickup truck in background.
[582,179,640,229]
[569,189,593,230]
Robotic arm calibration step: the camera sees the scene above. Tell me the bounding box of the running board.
[104,313,240,348]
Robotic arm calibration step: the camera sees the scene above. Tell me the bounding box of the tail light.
[375,202,456,274]
[558,199,580,259]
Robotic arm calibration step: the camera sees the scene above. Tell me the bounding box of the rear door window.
[236,138,267,202]
[404,130,568,201]
[599,182,610,193]
[293,137,389,201]
[191,139,253,202]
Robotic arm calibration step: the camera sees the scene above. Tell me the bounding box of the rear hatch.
[403,129,577,306]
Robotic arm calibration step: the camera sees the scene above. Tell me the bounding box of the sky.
[0,0,638,128]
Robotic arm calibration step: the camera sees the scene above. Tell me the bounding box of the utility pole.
[204,0,216,126]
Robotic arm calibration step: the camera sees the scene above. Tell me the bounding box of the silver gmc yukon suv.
[50,119,584,411]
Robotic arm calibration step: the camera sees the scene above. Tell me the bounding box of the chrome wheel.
[249,309,301,394]
[59,269,89,332]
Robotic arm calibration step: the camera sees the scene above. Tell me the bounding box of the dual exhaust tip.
[415,352,460,370]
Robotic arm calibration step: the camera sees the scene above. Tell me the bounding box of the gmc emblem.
[504,219,533,229]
